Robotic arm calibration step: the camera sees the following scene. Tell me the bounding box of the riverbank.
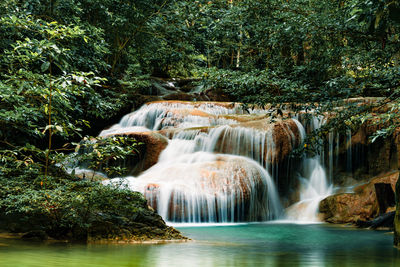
[0,232,188,244]
[0,174,187,243]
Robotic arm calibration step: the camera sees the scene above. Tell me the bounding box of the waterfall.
[89,101,341,224]
[286,116,333,222]
[112,153,282,222]
[99,101,248,137]
[99,101,291,223]
[285,157,333,222]
[107,134,284,222]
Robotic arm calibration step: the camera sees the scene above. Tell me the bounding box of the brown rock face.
[272,120,301,163]
[114,132,168,173]
[319,171,398,223]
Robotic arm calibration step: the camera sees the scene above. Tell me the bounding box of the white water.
[286,116,333,222]
[110,152,281,223]
[99,102,248,136]
[94,101,338,223]
[285,157,333,222]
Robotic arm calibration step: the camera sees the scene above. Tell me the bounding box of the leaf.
[55,125,63,133]
[42,125,52,134]
[41,62,50,72]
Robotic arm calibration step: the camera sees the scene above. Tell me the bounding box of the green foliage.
[0,171,149,240]
[0,0,150,240]
[73,136,143,177]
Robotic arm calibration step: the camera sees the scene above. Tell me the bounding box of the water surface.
[1,223,399,267]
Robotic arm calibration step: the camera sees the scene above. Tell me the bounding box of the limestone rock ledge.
[319,171,398,224]
[87,213,186,243]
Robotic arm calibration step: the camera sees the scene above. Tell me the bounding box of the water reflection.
[0,224,399,267]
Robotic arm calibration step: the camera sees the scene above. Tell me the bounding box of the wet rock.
[202,88,232,102]
[272,120,302,163]
[338,114,400,181]
[163,92,196,101]
[213,119,301,164]
[219,114,267,123]
[356,211,395,230]
[319,171,398,223]
[138,155,271,222]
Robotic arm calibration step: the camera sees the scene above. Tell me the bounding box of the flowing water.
[80,101,355,223]
[102,101,291,223]
[92,101,343,223]
[286,117,333,222]
[1,224,399,267]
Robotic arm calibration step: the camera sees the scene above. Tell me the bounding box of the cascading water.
[286,115,333,222]
[85,101,341,224]
[98,101,297,223]
[112,152,281,222]
[99,101,246,136]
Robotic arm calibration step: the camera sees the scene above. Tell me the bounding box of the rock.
[203,88,232,102]
[272,120,302,163]
[219,114,267,123]
[87,212,186,242]
[74,170,108,181]
[134,154,270,222]
[343,114,400,181]
[113,132,168,173]
[212,119,301,165]
[356,211,395,230]
[395,175,400,247]
[374,183,395,215]
[319,171,398,223]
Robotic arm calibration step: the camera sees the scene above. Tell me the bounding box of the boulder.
[319,171,398,223]
[130,154,271,222]
[74,170,108,181]
[272,120,302,162]
[149,100,239,109]
[87,215,185,243]
[159,117,302,167]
